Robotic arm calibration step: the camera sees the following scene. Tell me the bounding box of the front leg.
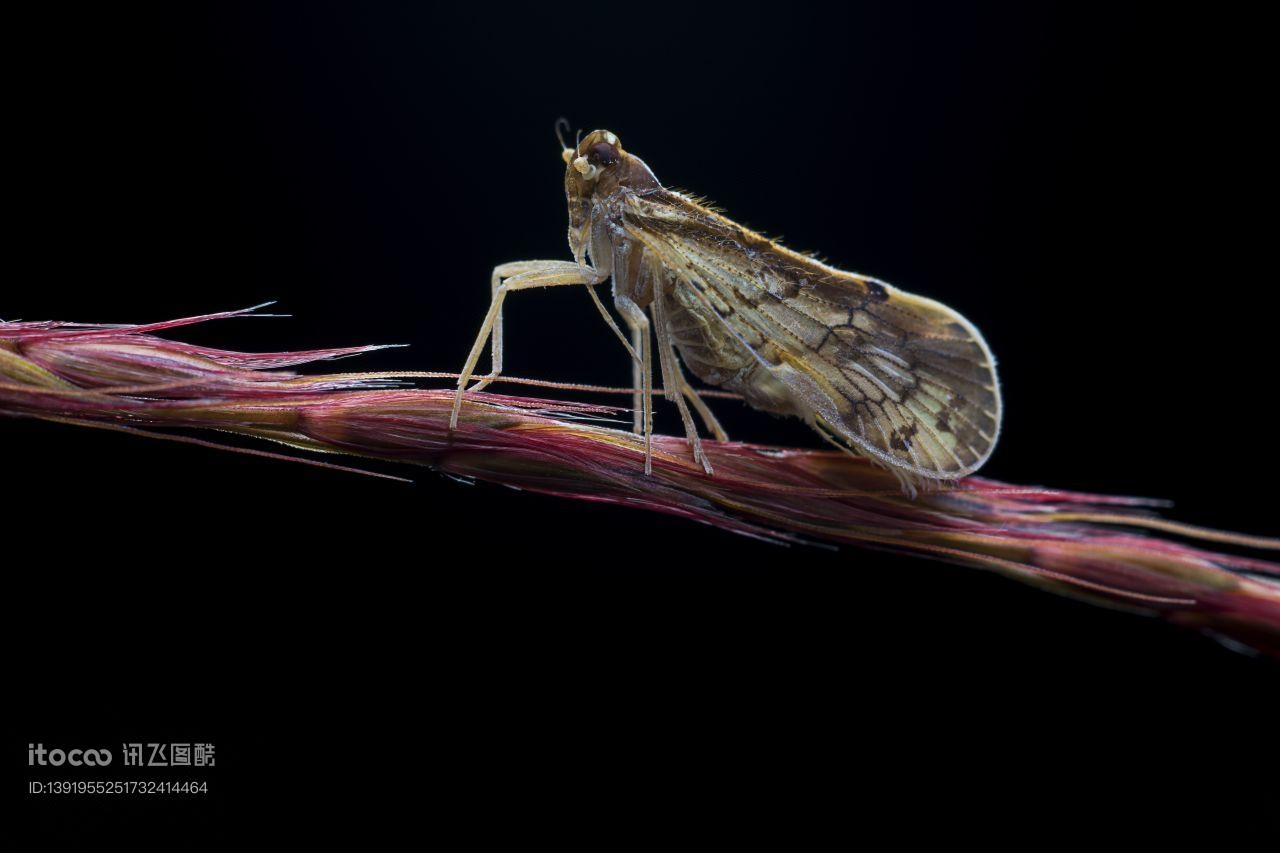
[473,261,598,391]
[450,260,605,430]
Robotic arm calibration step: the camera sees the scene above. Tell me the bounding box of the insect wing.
[619,192,1001,478]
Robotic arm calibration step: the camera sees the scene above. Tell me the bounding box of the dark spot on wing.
[889,422,918,452]
[864,280,888,302]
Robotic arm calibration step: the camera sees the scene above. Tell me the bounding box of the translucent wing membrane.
[618,190,1001,479]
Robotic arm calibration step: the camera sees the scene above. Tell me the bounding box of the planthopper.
[451,124,1001,492]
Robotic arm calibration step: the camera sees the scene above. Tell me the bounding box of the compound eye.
[587,141,620,168]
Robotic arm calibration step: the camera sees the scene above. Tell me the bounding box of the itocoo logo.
[28,743,113,766]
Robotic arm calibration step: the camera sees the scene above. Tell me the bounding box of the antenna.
[554,117,573,152]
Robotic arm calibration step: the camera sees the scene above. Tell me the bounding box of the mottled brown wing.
[619,190,1001,479]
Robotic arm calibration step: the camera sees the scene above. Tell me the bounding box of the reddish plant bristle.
[3,307,1277,658]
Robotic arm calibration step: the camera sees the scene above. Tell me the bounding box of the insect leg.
[474,262,641,395]
[630,324,643,435]
[651,287,714,473]
[450,261,604,430]
[679,379,730,444]
[467,261,600,394]
[613,295,653,475]
[582,285,640,366]
[484,261,572,382]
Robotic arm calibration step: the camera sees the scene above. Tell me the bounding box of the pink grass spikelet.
[2,306,1277,658]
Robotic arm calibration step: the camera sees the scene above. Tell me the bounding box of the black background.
[12,2,1278,827]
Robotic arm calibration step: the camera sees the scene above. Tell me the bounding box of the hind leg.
[651,287,715,473]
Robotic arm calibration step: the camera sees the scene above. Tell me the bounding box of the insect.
[451,124,1002,490]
